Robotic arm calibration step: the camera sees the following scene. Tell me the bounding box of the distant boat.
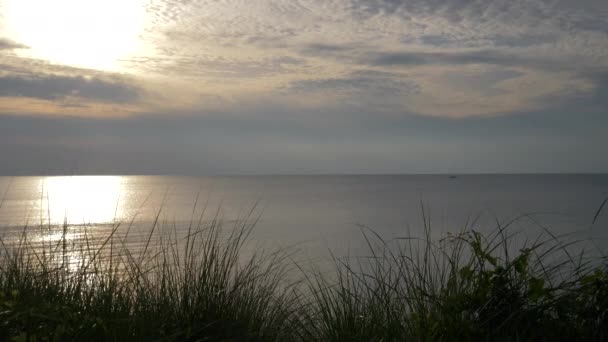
[449,175,457,179]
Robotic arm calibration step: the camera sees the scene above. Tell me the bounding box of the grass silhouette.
[0,204,606,341]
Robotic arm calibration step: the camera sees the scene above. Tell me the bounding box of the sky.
[0,0,607,175]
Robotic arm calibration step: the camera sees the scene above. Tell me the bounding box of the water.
[1,175,607,263]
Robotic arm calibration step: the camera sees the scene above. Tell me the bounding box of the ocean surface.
[1,175,607,263]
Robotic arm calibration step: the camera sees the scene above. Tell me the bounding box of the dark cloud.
[565,17,608,33]
[490,34,558,48]
[300,44,576,74]
[0,74,140,103]
[0,38,27,50]
[349,0,404,15]
[286,70,420,96]
[349,0,608,32]
[301,43,357,56]
[364,50,568,71]
[298,43,365,62]
[550,0,608,32]
[418,33,558,48]
[348,0,482,19]
[304,43,354,53]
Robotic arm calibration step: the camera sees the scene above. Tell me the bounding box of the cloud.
[363,50,585,73]
[348,0,608,33]
[2,0,608,120]
[286,70,419,96]
[417,33,558,48]
[0,74,141,103]
[124,55,307,79]
[439,69,525,96]
[301,43,357,55]
[0,38,27,50]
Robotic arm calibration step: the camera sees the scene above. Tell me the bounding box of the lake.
[1,175,607,263]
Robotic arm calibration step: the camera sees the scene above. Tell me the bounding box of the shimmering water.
[1,175,607,262]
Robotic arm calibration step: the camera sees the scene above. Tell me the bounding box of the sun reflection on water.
[41,176,125,225]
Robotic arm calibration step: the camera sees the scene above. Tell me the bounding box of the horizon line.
[1,172,607,177]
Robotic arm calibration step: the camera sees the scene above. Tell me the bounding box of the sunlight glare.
[43,176,125,225]
[4,0,146,71]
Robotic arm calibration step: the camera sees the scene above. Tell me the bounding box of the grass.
[0,205,606,341]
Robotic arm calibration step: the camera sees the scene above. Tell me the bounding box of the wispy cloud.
[124,0,607,116]
[0,54,148,116]
[284,70,420,111]
[0,74,140,103]
[1,0,606,118]
[362,50,568,71]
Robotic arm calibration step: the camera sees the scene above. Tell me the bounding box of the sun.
[3,0,146,71]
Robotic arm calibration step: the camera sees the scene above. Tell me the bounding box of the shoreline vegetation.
[0,207,606,341]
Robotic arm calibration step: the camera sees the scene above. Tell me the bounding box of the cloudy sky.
[0,0,607,174]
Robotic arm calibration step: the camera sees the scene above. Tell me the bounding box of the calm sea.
[1,175,607,260]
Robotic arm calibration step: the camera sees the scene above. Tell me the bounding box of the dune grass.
[0,207,606,341]
[297,213,608,341]
[0,212,298,341]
